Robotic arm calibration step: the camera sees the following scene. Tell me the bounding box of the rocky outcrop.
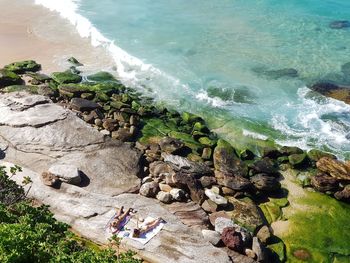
[0,92,141,196]
[309,82,350,105]
[316,157,350,180]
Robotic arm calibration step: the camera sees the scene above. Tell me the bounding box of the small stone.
[169,188,186,201]
[202,229,222,246]
[202,147,212,160]
[142,176,153,184]
[222,187,235,196]
[250,174,281,192]
[48,164,81,185]
[129,115,138,126]
[205,189,227,206]
[200,176,217,188]
[102,119,118,131]
[201,199,218,213]
[139,182,159,197]
[41,172,60,187]
[245,249,256,259]
[129,125,137,135]
[159,183,172,192]
[94,118,103,127]
[156,191,173,204]
[221,227,244,252]
[209,211,230,226]
[211,186,221,195]
[334,185,350,203]
[215,217,234,234]
[159,137,185,154]
[111,128,132,142]
[252,237,267,262]
[256,225,271,244]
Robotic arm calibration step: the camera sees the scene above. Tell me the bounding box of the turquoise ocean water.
[35,0,350,158]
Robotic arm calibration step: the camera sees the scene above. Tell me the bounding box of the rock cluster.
[2,59,349,262]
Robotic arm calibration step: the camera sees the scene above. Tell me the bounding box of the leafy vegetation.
[0,165,141,263]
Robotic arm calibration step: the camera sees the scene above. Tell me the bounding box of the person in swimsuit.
[110,206,136,232]
[132,217,165,238]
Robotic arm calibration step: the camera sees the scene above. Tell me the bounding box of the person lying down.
[108,206,165,241]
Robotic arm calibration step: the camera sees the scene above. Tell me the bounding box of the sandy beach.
[0,0,113,73]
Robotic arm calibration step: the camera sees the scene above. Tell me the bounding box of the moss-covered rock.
[86,71,117,82]
[58,84,92,98]
[198,136,217,147]
[307,149,336,162]
[0,69,23,88]
[4,60,41,74]
[168,131,203,153]
[139,118,174,145]
[2,85,38,94]
[182,111,203,124]
[267,240,286,262]
[26,72,51,83]
[67,57,83,66]
[52,70,82,84]
[288,153,309,168]
[280,146,304,156]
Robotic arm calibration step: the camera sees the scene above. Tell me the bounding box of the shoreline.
[0,0,114,73]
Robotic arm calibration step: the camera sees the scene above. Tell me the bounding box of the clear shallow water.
[35,0,350,158]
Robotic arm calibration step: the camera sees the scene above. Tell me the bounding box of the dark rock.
[262,147,282,159]
[200,176,217,188]
[239,149,255,161]
[102,119,118,132]
[316,157,350,180]
[226,196,264,232]
[280,146,304,156]
[67,57,83,66]
[250,158,278,175]
[159,137,185,154]
[334,185,350,203]
[70,98,101,112]
[288,153,309,168]
[87,71,117,82]
[0,69,23,88]
[310,174,340,192]
[259,68,298,79]
[250,174,281,192]
[4,60,41,74]
[309,82,350,105]
[172,171,205,204]
[162,153,213,177]
[111,128,132,142]
[214,140,247,177]
[182,111,203,124]
[217,173,252,191]
[52,70,82,84]
[221,227,244,252]
[329,20,350,29]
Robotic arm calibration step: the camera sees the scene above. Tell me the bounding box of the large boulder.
[316,157,350,180]
[213,139,247,177]
[334,185,350,203]
[250,174,281,192]
[52,70,82,84]
[0,92,141,196]
[48,164,81,185]
[4,60,41,74]
[310,174,340,192]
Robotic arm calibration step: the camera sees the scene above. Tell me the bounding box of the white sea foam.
[242,129,269,141]
[272,86,350,154]
[34,0,178,94]
[195,89,227,107]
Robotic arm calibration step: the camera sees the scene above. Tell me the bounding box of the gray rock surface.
[0,92,230,263]
[5,162,230,263]
[0,92,141,196]
[202,229,221,246]
[48,164,81,185]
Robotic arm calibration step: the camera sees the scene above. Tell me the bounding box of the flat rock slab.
[0,92,141,195]
[3,162,230,263]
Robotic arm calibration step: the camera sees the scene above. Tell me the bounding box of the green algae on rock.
[4,60,41,74]
[86,71,117,82]
[0,69,23,88]
[52,70,82,84]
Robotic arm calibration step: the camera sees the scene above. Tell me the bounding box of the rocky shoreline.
[1,59,350,262]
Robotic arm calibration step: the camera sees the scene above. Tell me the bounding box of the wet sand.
[0,0,114,73]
